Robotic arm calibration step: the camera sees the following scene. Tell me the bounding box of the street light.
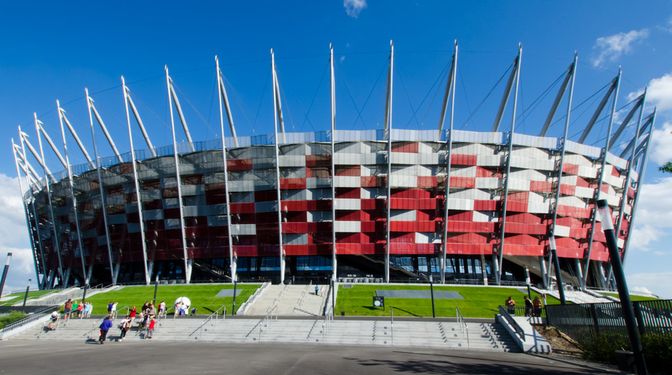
[22,278,31,307]
[422,273,436,318]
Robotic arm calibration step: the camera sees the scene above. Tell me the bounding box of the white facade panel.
[554,225,570,237]
[559,196,586,208]
[334,176,361,188]
[606,152,628,170]
[334,198,361,210]
[477,154,502,167]
[512,134,558,149]
[391,210,417,221]
[390,175,417,188]
[450,189,490,200]
[334,220,361,233]
[453,130,503,144]
[447,198,474,211]
[230,224,257,236]
[476,177,499,189]
[565,140,601,159]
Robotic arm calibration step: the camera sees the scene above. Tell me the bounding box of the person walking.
[98,315,113,344]
[533,296,543,317]
[146,316,156,339]
[111,302,118,319]
[524,296,533,317]
[505,296,516,315]
[119,316,131,341]
[63,299,73,321]
[158,301,166,319]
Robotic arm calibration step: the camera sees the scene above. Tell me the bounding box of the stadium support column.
[12,140,43,287]
[494,45,522,285]
[329,44,337,282]
[165,67,192,284]
[85,89,116,285]
[56,101,88,286]
[215,56,238,283]
[122,77,150,286]
[583,70,621,289]
[32,117,65,285]
[437,41,458,285]
[617,111,656,276]
[271,49,286,284]
[383,40,394,283]
[545,54,577,292]
[607,93,646,286]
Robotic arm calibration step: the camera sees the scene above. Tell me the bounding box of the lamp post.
[0,252,12,298]
[598,199,647,375]
[82,280,89,303]
[153,277,159,304]
[231,278,238,316]
[22,278,31,307]
[426,273,436,318]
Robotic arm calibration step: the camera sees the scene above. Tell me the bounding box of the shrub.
[579,331,672,374]
[0,311,27,329]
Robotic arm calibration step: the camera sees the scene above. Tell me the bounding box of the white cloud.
[629,177,672,249]
[0,173,38,293]
[344,0,367,18]
[591,29,649,68]
[628,272,672,298]
[645,74,672,112]
[649,121,672,166]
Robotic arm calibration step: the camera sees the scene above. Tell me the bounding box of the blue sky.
[1,1,671,296]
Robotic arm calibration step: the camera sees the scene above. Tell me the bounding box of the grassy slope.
[336,285,559,318]
[0,290,57,306]
[81,284,260,316]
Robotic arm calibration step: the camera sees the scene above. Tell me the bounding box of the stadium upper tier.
[23,128,639,288]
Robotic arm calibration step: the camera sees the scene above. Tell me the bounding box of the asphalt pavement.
[0,340,623,375]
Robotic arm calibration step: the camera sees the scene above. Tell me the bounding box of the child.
[158,301,166,319]
[146,316,156,339]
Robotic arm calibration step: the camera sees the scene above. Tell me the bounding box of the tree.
[660,162,672,173]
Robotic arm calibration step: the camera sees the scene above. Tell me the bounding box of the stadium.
[12,44,655,291]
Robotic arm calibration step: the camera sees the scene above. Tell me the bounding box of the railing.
[546,299,672,340]
[236,282,269,315]
[498,305,525,340]
[456,306,469,348]
[189,303,227,338]
[0,305,57,338]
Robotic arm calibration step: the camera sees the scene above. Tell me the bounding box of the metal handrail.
[188,303,227,337]
[456,306,469,348]
[499,305,525,339]
[0,305,57,336]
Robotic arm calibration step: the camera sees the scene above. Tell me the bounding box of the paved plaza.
[0,340,622,375]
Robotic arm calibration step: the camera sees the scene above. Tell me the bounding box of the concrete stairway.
[242,284,327,317]
[10,316,519,352]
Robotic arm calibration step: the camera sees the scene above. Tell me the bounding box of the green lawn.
[336,285,559,318]
[81,283,260,316]
[0,311,27,329]
[601,292,659,302]
[0,290,57,306]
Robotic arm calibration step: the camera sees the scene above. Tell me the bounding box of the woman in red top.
[129,306,137,319]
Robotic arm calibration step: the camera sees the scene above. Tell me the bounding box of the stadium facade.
[12,43,656,290]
